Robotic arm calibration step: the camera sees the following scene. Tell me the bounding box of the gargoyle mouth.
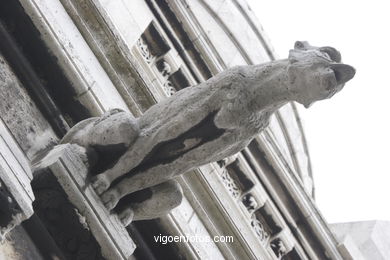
[329,64,356,85]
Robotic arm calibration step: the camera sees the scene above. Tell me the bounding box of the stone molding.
[0,118,34,240]
[19,0,130,116]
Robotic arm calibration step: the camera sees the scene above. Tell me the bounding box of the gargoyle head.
[287,41,355,108]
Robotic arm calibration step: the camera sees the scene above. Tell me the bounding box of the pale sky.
[247,0,390,223]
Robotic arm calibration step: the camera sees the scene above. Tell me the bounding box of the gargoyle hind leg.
[117,180,183,226]
[91,135,157,195]
[100,163,178,210]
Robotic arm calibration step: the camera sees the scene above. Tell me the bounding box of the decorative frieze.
[242,193,258,213]
[134,22,193,98]
[216,155,293,254]
[250,215,270,242]
[137,37,154,64]
[218,168,241,198]
[156,60,172,77]
[162,81,176,96]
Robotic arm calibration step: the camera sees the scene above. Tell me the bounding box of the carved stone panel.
[250,214,270,243]
[217,167,241,199]
[137,37,154,64]
[225,159,255,194]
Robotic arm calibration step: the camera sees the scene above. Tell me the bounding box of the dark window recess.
[0,0,91,136]
[168,68,190,90]
[142,22,170,58]
[226,159,255,193]
[255,203,282,236]
[282,248,302,260]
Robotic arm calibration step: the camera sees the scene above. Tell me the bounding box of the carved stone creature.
[61,41,355,226]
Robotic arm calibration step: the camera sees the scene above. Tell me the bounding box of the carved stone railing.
[32,144,136,260]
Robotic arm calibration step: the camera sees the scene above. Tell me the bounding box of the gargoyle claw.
[101,189,119,210]
[91,174,110,195]
[118,208,134,227]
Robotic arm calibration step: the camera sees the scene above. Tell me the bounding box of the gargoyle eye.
[294,41,310,50]
[294,41,304,49]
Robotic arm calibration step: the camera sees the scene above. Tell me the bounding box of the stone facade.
[0,0,373,259]
[331,221,390,260]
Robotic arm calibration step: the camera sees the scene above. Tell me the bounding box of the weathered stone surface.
[0,53,58,160]
[0,226,44,260]
[33,144,136,260]
[331,221,390,260]
[61,42,355,222]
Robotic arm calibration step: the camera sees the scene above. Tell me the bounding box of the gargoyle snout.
[329,64,356,85]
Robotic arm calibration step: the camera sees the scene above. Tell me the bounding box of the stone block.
[33,144,136,260]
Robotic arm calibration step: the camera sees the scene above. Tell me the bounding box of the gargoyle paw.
[118,208,134,227]
[91,174,110,195]
[101,189,119,210]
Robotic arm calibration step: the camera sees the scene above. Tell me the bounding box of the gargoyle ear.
[329,64,356,84]
[320,47,342,62]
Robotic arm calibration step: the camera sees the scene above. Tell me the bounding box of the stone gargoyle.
[61,41,355,226]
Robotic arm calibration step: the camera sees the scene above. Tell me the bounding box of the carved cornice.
[244,134,344,259]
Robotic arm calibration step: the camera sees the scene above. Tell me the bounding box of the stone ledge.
[0,118,34,240]
[33,144,136,260]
